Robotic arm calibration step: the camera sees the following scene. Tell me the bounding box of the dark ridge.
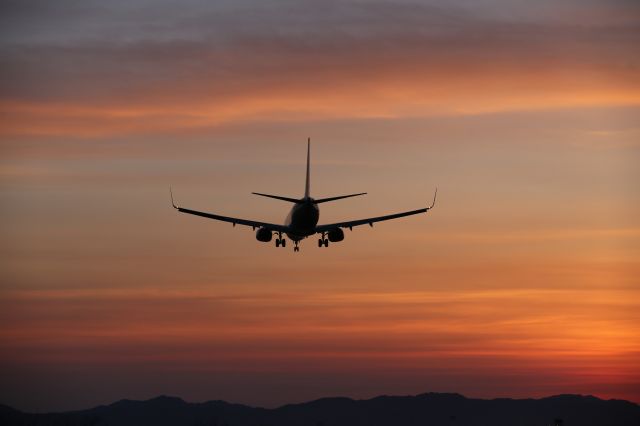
[108,395,186,408]
[0,404,22,413]
[1,393,638,426]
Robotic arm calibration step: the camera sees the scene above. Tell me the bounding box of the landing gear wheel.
[281,239,286,247]
[294,246,299,252]
[323,239,329,247]
[318,238,323,247]
[275,239,280,247]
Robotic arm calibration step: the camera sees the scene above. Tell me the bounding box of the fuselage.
[285,198,319,241]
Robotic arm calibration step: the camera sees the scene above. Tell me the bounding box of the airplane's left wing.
[171,189,289,233]
[315,189,437,233]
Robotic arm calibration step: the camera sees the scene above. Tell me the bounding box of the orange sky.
[0,0,639,412]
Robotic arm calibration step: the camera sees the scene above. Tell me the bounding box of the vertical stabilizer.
[304,138,311,198]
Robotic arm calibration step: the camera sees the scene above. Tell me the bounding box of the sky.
[1,0,639,413]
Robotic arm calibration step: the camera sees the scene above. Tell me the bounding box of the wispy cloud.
[1,1,638,137]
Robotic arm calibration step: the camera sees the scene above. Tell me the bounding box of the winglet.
[170,187,178,209]
[429,187,438,209]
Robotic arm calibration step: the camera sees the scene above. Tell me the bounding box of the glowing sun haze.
[1,0,639,412]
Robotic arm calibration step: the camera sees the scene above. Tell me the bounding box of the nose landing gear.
[294,241,300,252]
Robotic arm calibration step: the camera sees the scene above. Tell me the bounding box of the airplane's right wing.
[171,189,289,233]
[315,189,437,233]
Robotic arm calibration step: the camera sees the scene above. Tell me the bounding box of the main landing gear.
[318,233,329,247]
[274,233,301,252]
[275,233,286,248]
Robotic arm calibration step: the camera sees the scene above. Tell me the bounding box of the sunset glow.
[1,0,639,413]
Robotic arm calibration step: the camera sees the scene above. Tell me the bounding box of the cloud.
[1,1,638,118]
[1,2,638,143]
[2,284,638,408]
[2,1,639,44]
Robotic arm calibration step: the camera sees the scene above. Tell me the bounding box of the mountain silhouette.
[1,393,638,426]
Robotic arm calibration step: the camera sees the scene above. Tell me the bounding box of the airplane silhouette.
[171,139,436,252]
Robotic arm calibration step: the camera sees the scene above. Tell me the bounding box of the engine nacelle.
[255,227,272,242]
[327,228,344,242]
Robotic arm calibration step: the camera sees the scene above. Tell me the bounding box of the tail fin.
[305,138,311,198]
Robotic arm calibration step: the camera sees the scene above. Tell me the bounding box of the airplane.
[170,139,436,252]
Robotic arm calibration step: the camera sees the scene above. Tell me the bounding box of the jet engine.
[327,228,344,242]
[255,227,272,242]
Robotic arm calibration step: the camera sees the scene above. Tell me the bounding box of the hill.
[1,393,638,425]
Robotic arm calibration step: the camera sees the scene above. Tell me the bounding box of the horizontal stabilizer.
[252,192,301,203]
[314,192,367,203]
